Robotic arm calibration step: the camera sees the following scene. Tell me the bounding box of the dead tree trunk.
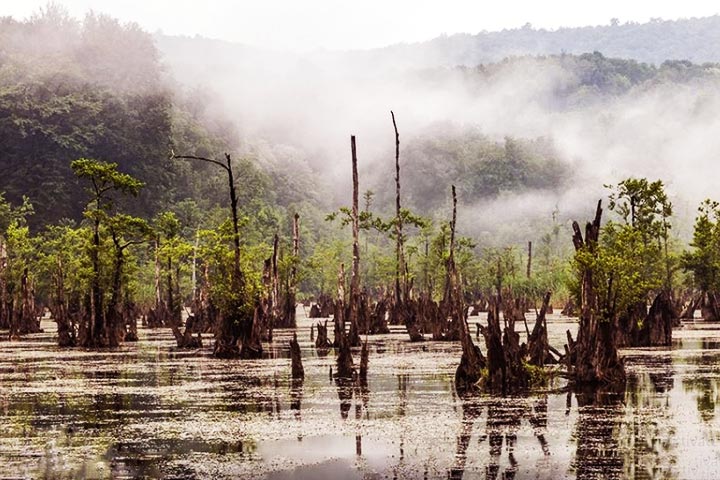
[526,241,532,278]
[438,185,464,341]
[290,332,304,379]
[527,291,556,366]
[315,320,332,349]
[565,200,625,385]
[277,213,300,329]
[348,136,362,347]
[391,111,407,323]
[638,291,674,346]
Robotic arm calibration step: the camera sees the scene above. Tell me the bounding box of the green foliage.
[570,178,674,321]
[682,200,720,292]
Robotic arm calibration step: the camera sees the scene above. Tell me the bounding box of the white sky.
[3,0,720,51]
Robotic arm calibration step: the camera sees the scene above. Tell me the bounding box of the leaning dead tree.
[171,152,260,359]
[565,201,625,385]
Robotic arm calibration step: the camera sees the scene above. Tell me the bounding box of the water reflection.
[6,316,720,478]
[573,386,624,480]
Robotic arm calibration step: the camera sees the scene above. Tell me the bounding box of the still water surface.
[0,311,719,479]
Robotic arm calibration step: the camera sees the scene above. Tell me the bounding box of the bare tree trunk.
[526,241,532,278]
[290,332,304,379]
[348,136,362,347]
[527,291,555,366]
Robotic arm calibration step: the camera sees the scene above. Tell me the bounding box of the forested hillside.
[358,15,720,68]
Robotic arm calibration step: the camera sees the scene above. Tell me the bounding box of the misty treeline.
[0,5,717,381]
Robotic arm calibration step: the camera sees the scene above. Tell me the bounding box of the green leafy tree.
[71,158,143,347]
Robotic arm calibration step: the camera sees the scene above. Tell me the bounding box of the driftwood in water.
[565,200,625,385]
[290,333,304,379]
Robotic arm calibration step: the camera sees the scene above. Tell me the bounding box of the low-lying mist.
[157,35,720,244]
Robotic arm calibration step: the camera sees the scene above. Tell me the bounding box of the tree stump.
[290,333,304,379]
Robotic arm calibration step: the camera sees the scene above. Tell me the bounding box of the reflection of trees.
[621,356,675,479]
[334,374,371,457]
[681,349,720,424]
[449,395,548,480]
[573,386,624,480]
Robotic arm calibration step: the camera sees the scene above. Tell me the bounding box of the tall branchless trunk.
[107,240,125,346]
[90,194,103,346]
[284,213,300,328]
[0,240,8,330]
[154,236,161,311]
[226,153,242,290]
[167,256,175,325]
[54,258,74,347]
[392,111,405,306]
[526,241,532,278]
[348,136,361,347]
[191,229,199,304]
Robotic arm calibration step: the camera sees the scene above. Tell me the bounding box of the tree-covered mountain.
[355,15,720,68]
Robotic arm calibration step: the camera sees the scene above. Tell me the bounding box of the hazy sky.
[4,0,720,51]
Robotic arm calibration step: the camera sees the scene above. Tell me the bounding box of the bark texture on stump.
[565,200,625,385]
[527,291,557,366]
[290,332,304,379]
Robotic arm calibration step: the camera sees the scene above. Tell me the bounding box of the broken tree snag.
[638,290,674,346]
[290,333,304,380]
[368,294,390,334]
[679,293,699,320]
[348,136,362,347]
[336,323,355,380]
[315,320,332,350]
[568,200,625,385]
[269,233,279,339]
[701,291,720,321]
[479,297,530,394]
[526,241,532,278]
[527,291,556,366]
[438,185,464,341]
[333,263,346,348]
[455,303,486,394]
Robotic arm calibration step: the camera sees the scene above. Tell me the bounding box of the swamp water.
[0,311,719,479]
